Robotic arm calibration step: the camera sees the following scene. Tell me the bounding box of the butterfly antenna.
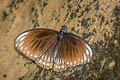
[33,19,40,29]
[33,14,40,29]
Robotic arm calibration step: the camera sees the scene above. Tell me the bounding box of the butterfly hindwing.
[53,33,93,72]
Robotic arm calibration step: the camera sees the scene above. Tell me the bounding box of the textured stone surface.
[0,0,120,80]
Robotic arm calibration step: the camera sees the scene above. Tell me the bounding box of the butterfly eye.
[15,27,93,72]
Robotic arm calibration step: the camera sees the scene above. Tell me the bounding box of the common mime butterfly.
[15,26,93,72]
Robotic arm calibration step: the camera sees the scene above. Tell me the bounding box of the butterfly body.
[15,26,93,72]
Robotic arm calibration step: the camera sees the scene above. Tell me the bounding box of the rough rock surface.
[0,0,120,80]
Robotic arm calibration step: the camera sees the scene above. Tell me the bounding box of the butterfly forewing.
[15,29,58,69]
[53,33,93,72]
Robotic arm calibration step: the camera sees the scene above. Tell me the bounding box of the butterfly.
[14,26,93,72]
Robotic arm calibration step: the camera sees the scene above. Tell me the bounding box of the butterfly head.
[59,26,67,35]
[61,26,67,33]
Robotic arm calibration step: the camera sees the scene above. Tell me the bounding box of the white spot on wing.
[81,59,83,64]
[16,43,18,47]
[47,56,50,62]
[20,47,23,51]
[86,49,90,62]
[62,59,64,64]
[16,32,28,42]
[27,51,30,54]
[59,59,62,64]
[57,59,59,64]
[39,59,42,63]
[86,44,93,57]
[64,65,66,67]
[43,62,45,65]
[66,62,69,64]
[50,57,53,62]
[41,54,44,59]
[34,55,38,58]
[84,54,87,61]
[20,36,25,41]
[30,54,33,57]
[46,63,50,66]
[61,65,64,68]
[44,55,47,60]
[58,66,60,69]
[86,49,89,56]
[55,65,58,68]
[19,41,24,47]
[74,61,76,64]
[70,62,72,65]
